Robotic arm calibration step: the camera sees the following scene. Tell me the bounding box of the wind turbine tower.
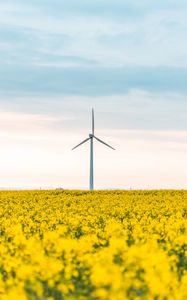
[72,109,115,190]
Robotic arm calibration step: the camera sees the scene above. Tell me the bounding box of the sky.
[0,0,187,189]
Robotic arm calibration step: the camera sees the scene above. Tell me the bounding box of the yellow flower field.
[0,190,187,300]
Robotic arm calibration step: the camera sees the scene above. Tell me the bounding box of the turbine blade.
[92,108,94,135]
[93,135,115,150]
[72,137,91,150]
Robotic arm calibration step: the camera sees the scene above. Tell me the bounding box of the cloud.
[0,1,187,188]
[3,0,185,19]
[1,0,187,69]
[1,65,187,96]
[0,90,186,131]
[1,2,187,91]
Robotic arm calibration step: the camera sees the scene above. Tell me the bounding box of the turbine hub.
[89,134,94,138]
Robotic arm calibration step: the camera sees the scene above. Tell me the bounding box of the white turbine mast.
[72,109,115,190]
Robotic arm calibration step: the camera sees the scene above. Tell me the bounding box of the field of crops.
[0,190,187,299]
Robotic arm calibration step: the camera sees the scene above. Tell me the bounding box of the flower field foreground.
[0,190,187,300]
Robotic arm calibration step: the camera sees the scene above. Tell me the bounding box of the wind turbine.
[72,109,115,190]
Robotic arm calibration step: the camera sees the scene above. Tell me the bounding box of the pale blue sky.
[0,1,187,189]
